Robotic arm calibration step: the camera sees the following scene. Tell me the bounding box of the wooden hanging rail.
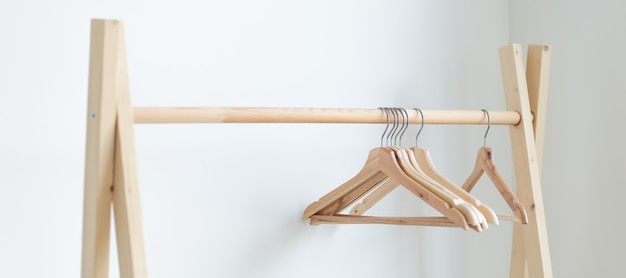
[133,107,522,125]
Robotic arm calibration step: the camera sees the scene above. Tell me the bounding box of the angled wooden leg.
[114,101,149,277]
[82,19,148,278]
[81,19,122,278]
[111,20,149,278]
[500,44,553,278]
[509,45,552,278]
[509,226,528,278]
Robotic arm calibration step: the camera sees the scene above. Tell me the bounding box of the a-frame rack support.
[501,44,553,278]
[80,19,552,278]
[81,20,147,278]
[506,45,553,278]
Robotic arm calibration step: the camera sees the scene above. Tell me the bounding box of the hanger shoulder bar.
[133,107,522,125]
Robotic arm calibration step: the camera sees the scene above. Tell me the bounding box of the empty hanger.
[409,108,498,227]
[303,108,472,229]
[352,108,488,230]
[386,108,483,230]
[462,109,528,224]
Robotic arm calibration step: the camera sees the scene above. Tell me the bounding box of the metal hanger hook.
[389,108,400,146]
[481,109,491,147]
[398,108,409,146]
[379,107,391,147]
[413,108,424,146]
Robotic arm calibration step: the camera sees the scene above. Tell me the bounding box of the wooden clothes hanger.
[302,147,471,229]
[412,147,498,226]
[350,108,493,230]
[386,109,485,230]
[408,108,498,226]
[462,109,528,224]
[393,146,485,230]
[303,108,483,230]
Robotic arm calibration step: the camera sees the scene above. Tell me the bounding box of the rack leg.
[111,21,149,278]
[509,227,528,278]
[81,19,148,278]
[81,19,120,278]
[500,44,553,278]
[509,44,552,278]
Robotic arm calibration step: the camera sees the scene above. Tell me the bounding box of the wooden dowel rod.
[133,107,522,125]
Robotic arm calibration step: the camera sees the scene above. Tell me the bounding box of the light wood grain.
[350,178,394,215]
[462,147,528,224]
[510,44,552,278]
[500,44,553,278]
[310,214,519,226]
[310,215,460,226]
[81,19,119,278]
[396,148,482,230]
[413,147,498,226]
[302,151,383,219]
[134,107,521,125]
[526,45,551,172]
[318,173,389,216]
[304,148,470,230]
[110,20,149,278]
[350,147,498,230]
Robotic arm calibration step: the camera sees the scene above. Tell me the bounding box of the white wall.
[510,1,626,277]
[0,1,525,277]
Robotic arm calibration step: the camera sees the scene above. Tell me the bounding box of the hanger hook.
[389,108,400,146]
[393,108,407,146]
[398,108,409,146]
[481,109,491,147]
[394,108,408,146]
[413,108,424,146]
[379,107,391,147]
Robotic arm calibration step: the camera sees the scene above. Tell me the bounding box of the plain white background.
[0,0,624,277]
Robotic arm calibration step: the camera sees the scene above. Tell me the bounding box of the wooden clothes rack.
[81,19,553,278]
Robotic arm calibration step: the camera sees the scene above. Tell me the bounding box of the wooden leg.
[509,44,552,278]
[111,21,149,278]
[525,45,551,166]
[509,226,529,278]
[500,44,553,278]
[114,111,149,278]
[82,19,148,278]
[81,19,123,278]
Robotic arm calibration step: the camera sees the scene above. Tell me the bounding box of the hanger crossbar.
[133,107,521,125]
[309,214,521,226]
